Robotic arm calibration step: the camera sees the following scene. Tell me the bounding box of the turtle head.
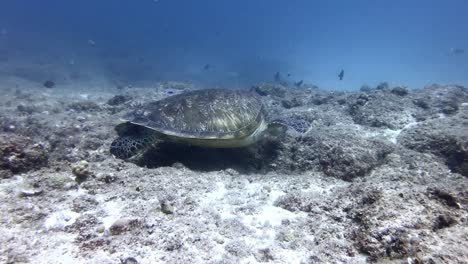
[110,122,161,160]
[110,136,149,160]
[268,116,310,137]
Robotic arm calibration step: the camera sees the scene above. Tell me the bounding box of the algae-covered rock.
[71,160,94,183]
[0,135,48,174]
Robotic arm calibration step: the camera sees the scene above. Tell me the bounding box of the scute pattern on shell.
[128,89,264,139]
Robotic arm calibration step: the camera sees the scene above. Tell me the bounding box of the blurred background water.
[0,0,467,90]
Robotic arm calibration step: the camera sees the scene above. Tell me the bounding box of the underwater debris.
[43,80,55,88]
[20,188,44,197]
[338,69,344,80]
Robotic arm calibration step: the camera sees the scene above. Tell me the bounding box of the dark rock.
[0,135,49,174]
[160,200,174,214]
[428,188,460,208]
[252,83,287,98]
[351,94,369,108]
[171,162,185,169]
[376,82,389,90]
[72,195,99,212]
[82,138,102,151]
[432,214,457,231]
[109,218,141,235]
[107,95,132,106]
[281,98,302,109]
[391,86,409,96]
[273,126,394,179]
[412,99,430,109]
[348,91,414,129]
[319,141,393,181]
[398,111,468,176]
[441,101,459,114]
[162,234,184,251]
[414,85,468,116]
[352,228,414,261]
[337,98,347,105]
[121,257,139,264]
[360,189,382,205]
[274,192,313,212]
[43,80,55,88]
[0,169,13,179]
[79,237,110,251]
[255,248,275,262]
[225,240,250,257]
[360,85,372,92]
[310,95,332,105]
[16,104,37,114]
[96,173,117,183]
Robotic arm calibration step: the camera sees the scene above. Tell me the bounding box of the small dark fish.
[338,70,344,81]
[167,90,174,95]
[203,64,210,70]
[43,80,55,88]
[287,73,291,77]
[274,72,281,82]
[294,80,303,87]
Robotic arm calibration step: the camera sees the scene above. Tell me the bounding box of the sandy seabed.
[0,73,467,263]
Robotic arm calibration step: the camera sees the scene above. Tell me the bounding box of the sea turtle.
[110,89,309,160]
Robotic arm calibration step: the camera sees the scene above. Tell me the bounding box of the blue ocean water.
[0,0,467,90]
